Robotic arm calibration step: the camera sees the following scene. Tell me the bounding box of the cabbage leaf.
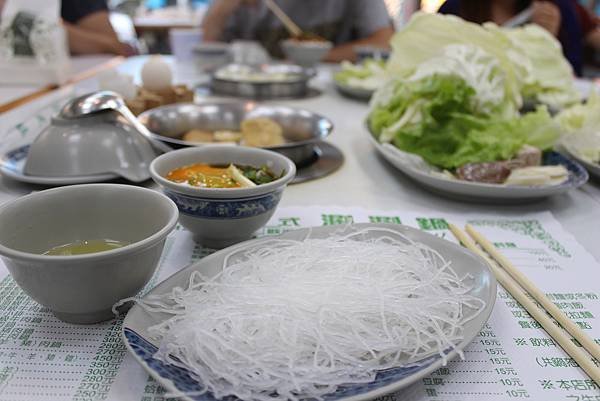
[369,74,559,169]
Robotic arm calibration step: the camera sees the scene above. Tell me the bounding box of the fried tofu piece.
[182,129,214,143]
[214,130,242,143]
[240,118,285,147]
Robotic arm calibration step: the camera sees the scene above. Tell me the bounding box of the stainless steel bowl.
[211,63,315,99]
[138,102,333,165]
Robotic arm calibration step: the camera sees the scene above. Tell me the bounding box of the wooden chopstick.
[465,224,600,361]
[0,56,124,115]
[0,84,58,114]
[67,56,124,85]
[448,224,600,385]
[264,0,302,37]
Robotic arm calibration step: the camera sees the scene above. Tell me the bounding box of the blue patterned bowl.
[150,146,295,248]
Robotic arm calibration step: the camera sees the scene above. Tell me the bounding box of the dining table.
[0,55,599,401]
[0,55,124,114]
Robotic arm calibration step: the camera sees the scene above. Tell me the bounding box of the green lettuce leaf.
[369,74,560,169]
[334,59,387,91]
[556,93,600,163]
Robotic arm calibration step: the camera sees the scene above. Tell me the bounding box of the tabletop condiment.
[166,163,279,188]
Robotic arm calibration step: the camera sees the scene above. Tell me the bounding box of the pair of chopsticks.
[449,224,600,385]
[263,0,302,37]
[501,5,533,28]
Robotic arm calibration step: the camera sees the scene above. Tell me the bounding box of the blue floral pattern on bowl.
[164,189,283,219]
[123,327,442,401]
[0,144,30,172]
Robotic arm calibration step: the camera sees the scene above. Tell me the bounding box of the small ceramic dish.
[0,184,178,324]
[149,146,296,248]
[281,39,333,67]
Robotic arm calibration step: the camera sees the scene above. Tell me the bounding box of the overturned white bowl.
[24,112,157,182]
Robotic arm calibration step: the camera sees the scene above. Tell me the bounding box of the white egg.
[141,56,173,91]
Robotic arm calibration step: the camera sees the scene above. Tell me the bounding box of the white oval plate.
[0,144,119,185]
[561,147,600,180]
[334,80,374,101]
[369,134,589,203]
[122,223,496,401]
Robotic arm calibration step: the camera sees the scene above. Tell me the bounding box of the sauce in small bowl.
[150,146,296,248]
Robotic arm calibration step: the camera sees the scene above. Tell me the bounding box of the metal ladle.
[59,91,173,154]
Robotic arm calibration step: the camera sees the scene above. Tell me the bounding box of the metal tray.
[138,101,333,166]
[210,63,315,99]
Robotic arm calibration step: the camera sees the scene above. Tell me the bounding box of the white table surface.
[0,55,117,106]
[1,55,600,263]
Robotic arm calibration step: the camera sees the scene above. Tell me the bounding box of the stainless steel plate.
[292,141,344,184]
[138,102,333,165]
[211,63,315,99]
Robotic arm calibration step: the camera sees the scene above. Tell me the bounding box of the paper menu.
[0,207,597,401]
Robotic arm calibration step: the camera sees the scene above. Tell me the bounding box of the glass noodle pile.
[133,228,485,401]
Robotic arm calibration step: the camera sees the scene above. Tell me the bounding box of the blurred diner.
[200,0,395,62]
[61,0,135,56]
[0,0,134,56]
[437,0,587,75]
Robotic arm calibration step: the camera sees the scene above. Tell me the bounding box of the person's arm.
[201,0,246,41]
[531,1,562,37]
[324,26,394,63]
[64,20,128,56]
[61,0,132,56]
[585,28,600,49]
[324,0,394,63]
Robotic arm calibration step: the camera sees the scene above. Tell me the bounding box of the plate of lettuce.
[334,59,387,101]
[366,17,588,202]
[555,93,600,180]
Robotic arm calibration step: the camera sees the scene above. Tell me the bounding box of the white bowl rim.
[281,39,334,49]
[0,184,179,263]
[149,145,297,199]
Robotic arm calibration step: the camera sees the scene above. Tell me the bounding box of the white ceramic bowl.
[24,112,156,182]
[150,146,296,248]
[281,39,333,67]
[0,184,179,324]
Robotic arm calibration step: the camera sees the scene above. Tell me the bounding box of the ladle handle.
[118,106,173,154]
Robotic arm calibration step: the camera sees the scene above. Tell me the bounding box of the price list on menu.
[0,207,599,401]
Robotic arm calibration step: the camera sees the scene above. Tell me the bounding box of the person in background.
[61,0,134,55]
[573,1,600,50]
[201,0,394,62]
[438,0,584,75]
